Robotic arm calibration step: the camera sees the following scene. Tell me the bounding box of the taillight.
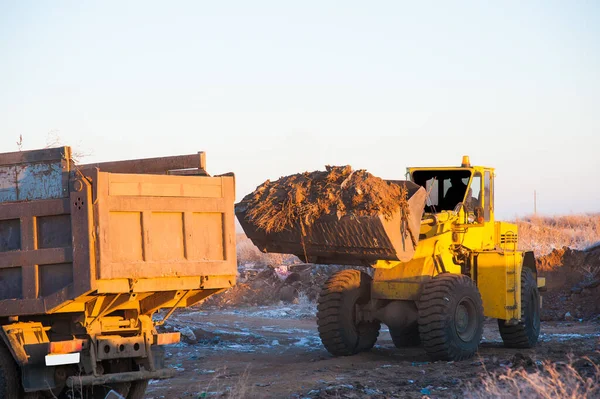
[49,339,85,354]
[155,332,180,346]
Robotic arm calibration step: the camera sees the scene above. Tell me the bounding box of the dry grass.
[198,366,254,398]
[515,214,600,255]
[465,357,600,399]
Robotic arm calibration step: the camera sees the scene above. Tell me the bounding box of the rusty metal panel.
[95,172,237,283]
[79,152,207,175]
[37,215,72,249]
[0,218,21,251]
[0,146,236,317]
[39,263,73,297]
[108,174,223,198]
[0,147,93,317]
[0,267,22,300]
[0,147,70,203]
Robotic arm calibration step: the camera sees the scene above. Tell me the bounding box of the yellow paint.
[537,277,546,289]
[370,160,533,321]
[476,251,522,320]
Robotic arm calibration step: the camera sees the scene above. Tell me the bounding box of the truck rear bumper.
[66,368,176,387]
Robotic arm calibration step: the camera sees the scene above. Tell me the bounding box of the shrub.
[466,358,600,399]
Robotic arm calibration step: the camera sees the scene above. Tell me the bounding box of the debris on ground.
[149,303,600,399]
[201,261,371,309]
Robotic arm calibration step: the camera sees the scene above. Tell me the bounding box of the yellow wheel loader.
[237,156,545,361]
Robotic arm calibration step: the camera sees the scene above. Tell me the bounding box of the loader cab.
[408,157,494,225]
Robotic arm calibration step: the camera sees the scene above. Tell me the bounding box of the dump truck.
[237,156,545,361]
[0,147,236,398]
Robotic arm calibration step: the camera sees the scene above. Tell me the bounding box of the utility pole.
[534,190,537,215]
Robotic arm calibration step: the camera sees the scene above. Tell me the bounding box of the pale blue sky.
[1,1,598,218]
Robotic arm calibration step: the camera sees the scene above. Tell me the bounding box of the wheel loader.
[237,156,545,361]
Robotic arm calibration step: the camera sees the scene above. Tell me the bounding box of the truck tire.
[390,324,421,348]
[317,269,380,356]
[88,384,131,399]
[0,343,20,399]
[498,268,540,348]
[417,273,484,361]
[127,380,149,399]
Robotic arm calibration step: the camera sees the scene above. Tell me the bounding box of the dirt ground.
[142,243,600,398]
[203,241,600,323]
[146,305,600,399]
[537,244,600,320]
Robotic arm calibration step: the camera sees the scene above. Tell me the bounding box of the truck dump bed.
[236,181,427,266]
[0,147,236,317]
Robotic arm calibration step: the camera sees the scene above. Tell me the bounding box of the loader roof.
[407,156,494,175]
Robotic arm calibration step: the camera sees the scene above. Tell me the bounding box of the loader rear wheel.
[498,268,540,348]
[317,269,380,356]
[0,343,21,399]
[417,273,484,361]
[390,324,421,348]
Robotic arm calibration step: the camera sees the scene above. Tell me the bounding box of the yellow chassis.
[369,163,544,324]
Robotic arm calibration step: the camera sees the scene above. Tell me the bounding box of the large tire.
[87,359,133,399]
[418,273,484,361]
[88,383,131,399]
[0,343,21,399]
[390,324,421,348]
[317,269,380,356]
[127,380,149,399]
[498,268,540,348]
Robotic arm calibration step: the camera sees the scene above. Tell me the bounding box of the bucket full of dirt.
[236,166,427,266]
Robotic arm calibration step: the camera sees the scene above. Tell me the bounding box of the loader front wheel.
[417,273,484,361]
[317,269,380,356]
[498,268,540,348]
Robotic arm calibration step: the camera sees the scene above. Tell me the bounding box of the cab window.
[412,170,471,212]
[484,171,493,221]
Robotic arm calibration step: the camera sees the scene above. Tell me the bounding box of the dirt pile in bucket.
[239,165,414,244]
[537,244,600,321]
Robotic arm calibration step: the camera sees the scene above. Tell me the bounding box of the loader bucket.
[236,181,427,266]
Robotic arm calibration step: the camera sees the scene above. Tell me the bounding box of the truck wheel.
[127,380,149,399]
[390,324,421,348]
[498,268,540,348]
[317,269,380,356]
[88,384,131,399]
[417,273,484,361]
[0,343,21,399]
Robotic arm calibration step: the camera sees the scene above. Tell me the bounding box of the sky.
[0,1,598,219]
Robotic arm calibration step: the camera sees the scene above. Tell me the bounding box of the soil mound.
[537,244,600,320]
[201,262,370,309]
[239,165,412,239]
